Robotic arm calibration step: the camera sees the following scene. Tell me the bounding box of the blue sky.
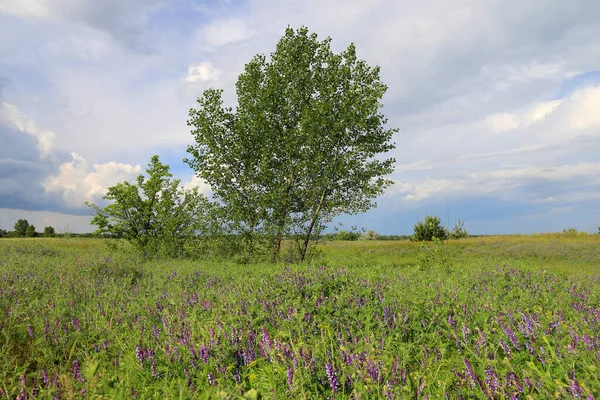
[1,0,600,235]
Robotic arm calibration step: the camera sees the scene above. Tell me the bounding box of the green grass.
[1,236,599,398]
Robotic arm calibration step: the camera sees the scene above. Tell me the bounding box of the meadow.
[1,234,599,398]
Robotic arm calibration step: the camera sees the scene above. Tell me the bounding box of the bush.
[450,219,469,239]
[561,228,586,235]
[359,230,379,241]
[336,230,360,241]
[412,215,448,241]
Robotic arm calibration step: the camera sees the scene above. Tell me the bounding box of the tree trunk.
[300,190,327,262]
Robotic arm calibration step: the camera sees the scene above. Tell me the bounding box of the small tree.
[412,215,448,241]
[14,219,29,237]
[87,155,212,259]
[449,219,469,239]
[43,226,56,237]
[0,229,7,238]
[26,224,37,237]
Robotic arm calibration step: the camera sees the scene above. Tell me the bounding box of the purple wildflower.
[501,325,520,350]
[71,318,81,331]
[72,359,85,382]
[148,350,157,377]
[184,369,194,390]
[207,373,216,386]
[367,360,380,382]
[569,378,582,398]
[135,345,145,365]
[261,327,272,348]
[287,367,294,391]
[325,361,339,394]
[499,340,511,358]
[391,358,399,384]
[199,345,209,363]
[485,366,500,394]
[152,325,161,342]
[382,381,394,400]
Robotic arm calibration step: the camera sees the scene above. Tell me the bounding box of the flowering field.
[1,238,600,398]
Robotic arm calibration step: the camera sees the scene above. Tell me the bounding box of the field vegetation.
[1,235,599,398]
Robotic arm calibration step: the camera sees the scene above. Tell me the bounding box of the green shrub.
[450,218,469,239]
[561,228,586,235]
[412,215,448,241]
[336,230,360,241]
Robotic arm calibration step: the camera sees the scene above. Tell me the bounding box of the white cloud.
[44,153,142,208]
[201,18,253,47]
[391,84,600,203]
[482,61,576,91]
[0,0,167,51]
[484,100,562,132]
[0,0,54,19]
[185,62,223,83]
[394,162,600,202]
[556,85,600,130]
[0,102,55,157]
[182,175,211,196]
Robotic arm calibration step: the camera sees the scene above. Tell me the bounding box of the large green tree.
[14,219,29,237]
[87,155,211,258]
[186,27,396,262]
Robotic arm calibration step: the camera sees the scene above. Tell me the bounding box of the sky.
[1,0,599,235]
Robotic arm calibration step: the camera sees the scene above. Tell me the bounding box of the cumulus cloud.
[391,85,600,204]
[0,100,141,218]
[182,175,211,196]
[44,153,142,208]
[185,62,223,83]
[0,102,56,157]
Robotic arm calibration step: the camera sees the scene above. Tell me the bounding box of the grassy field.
[1,235,599,398]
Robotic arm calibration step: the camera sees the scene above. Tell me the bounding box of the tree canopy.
[26,224,37,238]
[186,26,396,261]
[14,219,29,237]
